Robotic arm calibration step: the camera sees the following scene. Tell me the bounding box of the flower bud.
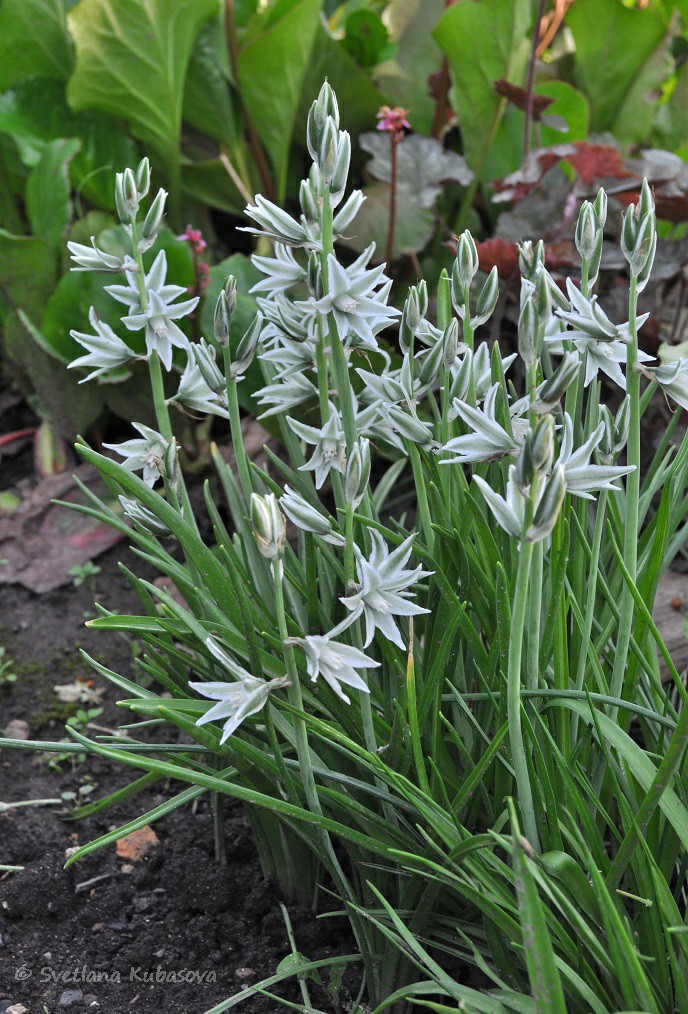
[638,178,654,220]
[119,496,171,538]
[135,158,151,198]
[628,212,656,279]
[163,437,182,504]
[575,201,597,261]
[534,268,552,325]
[404,287,423,333]
[231,312,263,379]
[418,336,444,391]
[214,276,237,347]
[531,415,554,474]
[384,404,435,449]
[345,437,371,508]
[299,178,319,223]
[307,83,340,163]
[115,168,139,226]
[192,339,225,394]
[474,267,499,326]
[308,250,322,299]
[442,318,459,370]
[529,467,566,542]
[519,239,545,280]
[330,131,351,202]
[318,117,338,182]
[251,493,286,560]
[518,294,539,367]
[453,232,479,291]
[449,350,473,408]
[533,352,579,412]
[280,486,344,545]
[594,187,607,231]
[139,188,167,250]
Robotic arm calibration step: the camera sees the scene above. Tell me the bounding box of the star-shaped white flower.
[341,531,431,648]
[104,423,168,487]
[300,618,379,703]
[190,637,288,743]
[289,406,346,489]
[554,415,634,499]
[302,254,399,348]
[69,307,135,382]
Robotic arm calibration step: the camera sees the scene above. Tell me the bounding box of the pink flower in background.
[177,225,211,295]
[376,106,411,138]
[177,225,207,254]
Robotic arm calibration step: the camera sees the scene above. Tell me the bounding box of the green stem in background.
[223,346,254,504]
[523,0,548,157]
[609,275,640,711]
[212,755,226,866]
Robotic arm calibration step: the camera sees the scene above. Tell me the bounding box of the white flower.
[442,384,524,465]
[256,371,318,418]
[473,464,566,543]
[301,253,399,348]
[190,637,288,743]
[68,237,135,273]
[280,486,345,545]
[642,360,688,412]
[251,243,307,295]
[104,423,167,487]
[69,307,135,382]
[106,250,198,370]
[243,195,316,248]
[554,416,634,499]
[300,618,378,703]
[556,279,646,344]
[341,531,431,648]
[171,352,228,417]
[289,406,346,489]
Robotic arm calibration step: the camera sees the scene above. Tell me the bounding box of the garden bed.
[0,497,348,1014]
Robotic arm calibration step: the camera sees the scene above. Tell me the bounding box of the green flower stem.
[406,626,430,794]
[315,315,331,423]
[273,559,322,819]
[409,442,434,554]
[223,346,254,504]
[320,185,357,451]
[609,275,640,711]
[508,469,542,850]
[304,533,319,635]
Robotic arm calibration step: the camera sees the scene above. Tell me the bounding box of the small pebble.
[59,989,84,1007]
[83,996,99,1008]
[235,967,255,981]
[7,1005,29,1014]
[3,720,29,741]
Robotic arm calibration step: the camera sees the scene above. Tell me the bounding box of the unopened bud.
[251,493,286,560]
[308,251,322,298]
[318,118,338,182]
[345,438,371,508]
[135,158,151,199]
[529,467,566,542]
[534,269,552,324]
[404,287,423,332]
[231,313,263,379]
[534,352,579,412]
[518,294,539,367]
[119,496,171,538]
[330,131,351,201]
[140,188,167,249]
[474,267,499,326]
[453,232,479,291]
[115,168,139,226]
[594,188,607,230]
[214,276,237,347]
[531,415,554,474]
[300,179,319,222]
[193,339,225,394]
[575,201,597,261]
[519,240,545,280]
[442,319,459,370]
[418,337,444,390]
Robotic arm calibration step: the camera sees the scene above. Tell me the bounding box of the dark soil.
[0,438,351,1013]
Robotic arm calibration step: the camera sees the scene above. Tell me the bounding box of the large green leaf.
[433,0,531,180]
[25,138,80,247]
[67,0,218,173]
[375,0,446,136]
[237,0,321,200]
[0,0,73,90]
[183,16,239,147]
[0,228,56,321]
[567,0,671,137]
[0,78,137,210]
